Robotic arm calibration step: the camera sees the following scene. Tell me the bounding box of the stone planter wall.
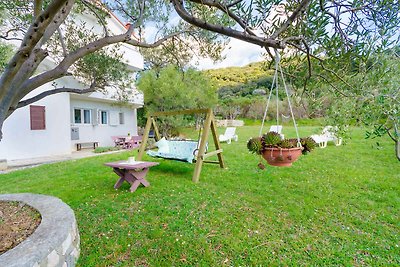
[0,193,80,267]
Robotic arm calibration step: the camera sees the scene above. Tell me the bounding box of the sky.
[144,24,268,71]
[195,38,267,70]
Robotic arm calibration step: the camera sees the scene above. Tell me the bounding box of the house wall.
[0,88,71,161]
[69,97,138,149]
[77,9,144,71]
[0,7,144,161]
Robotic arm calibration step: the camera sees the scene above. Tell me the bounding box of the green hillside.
[203,61,274,88]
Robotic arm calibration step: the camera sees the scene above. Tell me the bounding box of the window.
[74,109,81,124]
[119,112,124,124]
[83,110,91,124]
[30,105,46,130]
[74,108,91,124]
[100,111,108,124]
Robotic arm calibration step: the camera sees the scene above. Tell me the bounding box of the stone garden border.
[0,193,80,267]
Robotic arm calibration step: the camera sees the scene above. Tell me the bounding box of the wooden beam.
[150,108,209,117]
[137,116,153,160]
[203,160,221,164]
[201,149,223,160]
[210,113,226,168]
[151,117,161,141]
[192,109,213,182]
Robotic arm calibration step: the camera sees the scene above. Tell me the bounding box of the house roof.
[89,0,139,40]
[70,91,143,108]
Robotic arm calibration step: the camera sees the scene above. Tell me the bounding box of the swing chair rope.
[278,63,301,145]
[259,69,276,136]
[275,53,279,128]
[259,49,301,146]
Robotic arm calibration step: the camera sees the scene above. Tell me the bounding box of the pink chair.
[131,135,142,145]
[125,136,142,149]
[111,136,124,147]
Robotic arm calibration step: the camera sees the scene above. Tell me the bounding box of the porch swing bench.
[146,139,202,163]
[137,108,225,182]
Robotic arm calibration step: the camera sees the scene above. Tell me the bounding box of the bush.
[94,147,120,153]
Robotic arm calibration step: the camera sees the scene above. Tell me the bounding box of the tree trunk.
[396,140,400,161]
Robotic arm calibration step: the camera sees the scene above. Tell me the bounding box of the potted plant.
[247,131,317,167]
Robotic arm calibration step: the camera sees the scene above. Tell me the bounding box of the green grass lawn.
[1,126,399,266]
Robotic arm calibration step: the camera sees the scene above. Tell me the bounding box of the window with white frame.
[119,112,124,124]
[100,110,108,125]
[74,108,91,124]
[74,109,81,124]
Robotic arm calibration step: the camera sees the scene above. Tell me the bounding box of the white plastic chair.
[322,126,342,146]
[310,134,328,148]
[311,126,342,148]
[219,127,238,144]
[269,125,284,139]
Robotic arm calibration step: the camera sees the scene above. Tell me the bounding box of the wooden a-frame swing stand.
[136,108,226,183]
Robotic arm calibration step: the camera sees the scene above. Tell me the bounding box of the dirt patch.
[0,201,41,255]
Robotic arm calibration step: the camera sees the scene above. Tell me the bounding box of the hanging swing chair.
[257,50,303,167]
[146,116,205,163]
[136,108,225,182]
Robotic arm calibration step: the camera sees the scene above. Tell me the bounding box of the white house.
[0,6,144,163]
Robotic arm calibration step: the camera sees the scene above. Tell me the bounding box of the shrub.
[94,147,120,153]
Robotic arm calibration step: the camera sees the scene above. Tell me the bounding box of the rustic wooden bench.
[76,142,99,151]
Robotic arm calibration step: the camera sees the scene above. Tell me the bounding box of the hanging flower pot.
[247,132,317,168]
[261,147,303,167]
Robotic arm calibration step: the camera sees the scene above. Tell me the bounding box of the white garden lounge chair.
[219,127,238,144]
[311,126,342,148]
[310,134,328,148]
[269,125,284,139]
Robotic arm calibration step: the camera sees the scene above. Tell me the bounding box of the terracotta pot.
[261,147,303,167]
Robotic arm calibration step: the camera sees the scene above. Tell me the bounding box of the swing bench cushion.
[154,137,170,153]
[147,139,200,163]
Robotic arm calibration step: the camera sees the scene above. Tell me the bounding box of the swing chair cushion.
[147,140,200,163]
[154,137,170,153]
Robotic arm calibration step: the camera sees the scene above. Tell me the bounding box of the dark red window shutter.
[30,105,46,130]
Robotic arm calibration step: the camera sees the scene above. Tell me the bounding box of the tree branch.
[227,0,243,8]
[126,30,191,48]
[172,0,284,49]
[112,0,146,28]
[319,0,352,45]
[271,0,312,39]
[0,0,69,101]
[189,0,257,36]
[315,74,349,97]
[385,126,397,142]
[57,28,68,57]
[81,0,109,36]
[37,0,75,48]
[287,41,355,91]
[20,28,188,96]
[33,0,43,19]
[0,28,24,41]
[14,83,97,111]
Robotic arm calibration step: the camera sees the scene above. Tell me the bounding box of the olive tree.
[136,65,217,136]
[1,0,399,144]
[0,0,224,139]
